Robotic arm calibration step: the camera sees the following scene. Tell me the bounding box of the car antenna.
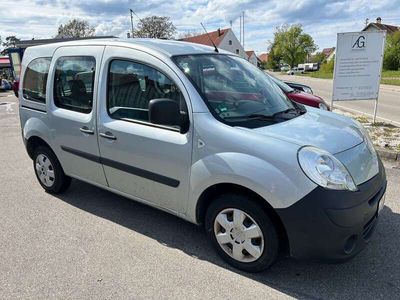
[200,22,219,53]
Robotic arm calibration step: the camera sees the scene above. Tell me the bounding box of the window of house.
[236,49,240,54]
[107,59,185,127]
[53,56,95,114]
[22,57,51,103]
[229,40,232,45]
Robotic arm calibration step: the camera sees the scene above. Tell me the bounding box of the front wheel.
[33,146,71,194]
[205,194,279,272]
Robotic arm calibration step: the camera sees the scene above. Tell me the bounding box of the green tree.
[57,19,95,38]
[133,16,176,39]
[383,32,400,70]
[1,35,20,48]
[309,51,326,64]
[266,41,282,71]
[320,56,335,73]
[0,35,20,54]
[272,24,317,68]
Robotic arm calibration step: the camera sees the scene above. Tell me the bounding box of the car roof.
[25,38,233,58]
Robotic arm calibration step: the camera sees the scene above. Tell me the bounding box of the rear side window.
[107,59,185,124]
[23,57,51,103]
[54,56,95,114]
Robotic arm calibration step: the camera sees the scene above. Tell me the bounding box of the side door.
[97,46,193,213]
[47,46,108,186]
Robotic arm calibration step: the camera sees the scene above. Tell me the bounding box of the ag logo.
[352,35,366,50]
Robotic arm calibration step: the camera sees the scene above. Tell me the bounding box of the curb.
[376,147,399,161]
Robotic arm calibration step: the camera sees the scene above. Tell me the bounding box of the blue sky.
[1,0,400,54]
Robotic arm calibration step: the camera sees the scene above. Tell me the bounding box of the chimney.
[218,28,221,36]
[376,17,382,24]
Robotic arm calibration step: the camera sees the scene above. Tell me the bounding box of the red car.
[12,80,19,97]
[267,74,330,111]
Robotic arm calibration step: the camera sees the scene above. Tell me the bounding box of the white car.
[280,65,290,72]
[287,67,305,75]
[19,39,386,272]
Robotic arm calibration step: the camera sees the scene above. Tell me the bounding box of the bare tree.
[178,30,202,39]
[133,16,176,39]
[57,19,95,38]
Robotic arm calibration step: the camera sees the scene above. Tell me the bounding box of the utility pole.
[129,9,143,38]
[239,15,242,45]
[365,18,369,27]
[130,9,134,38]
[242,11,245,52]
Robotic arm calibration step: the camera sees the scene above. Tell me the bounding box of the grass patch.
[381,78,400,86]
[381,70,400,78]
[301,69,400,86]
[355,115,369,123]
[301,71,333,79]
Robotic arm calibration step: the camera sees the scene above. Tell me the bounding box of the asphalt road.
[1,91,400,299]
[273,73,400,126]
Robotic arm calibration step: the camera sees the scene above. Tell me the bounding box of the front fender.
[187,152,316,223]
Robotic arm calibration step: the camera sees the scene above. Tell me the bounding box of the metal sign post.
[373,99,378,123]
[332,31,386,123]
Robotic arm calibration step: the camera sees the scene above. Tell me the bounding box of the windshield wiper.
[224,108,298,122]
[224,113,275,121]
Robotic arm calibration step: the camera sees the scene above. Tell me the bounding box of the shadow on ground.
[55,179,400,299]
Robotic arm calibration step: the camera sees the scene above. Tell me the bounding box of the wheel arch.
[196,182,289,254]
[26,136,53,159]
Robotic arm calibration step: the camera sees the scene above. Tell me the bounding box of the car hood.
[287,91,323,103]
[239,108,364,154]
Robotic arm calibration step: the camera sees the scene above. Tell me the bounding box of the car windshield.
[173,54,296,124]
[266,73,294,93]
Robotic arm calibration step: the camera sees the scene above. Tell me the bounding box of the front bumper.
[276,158,387,261]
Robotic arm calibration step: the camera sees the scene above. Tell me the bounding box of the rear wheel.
[33,146,71,194]
[205,194,279,272]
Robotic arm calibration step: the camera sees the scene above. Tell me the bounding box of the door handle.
[99,132,117,140]
[80,126,94,135]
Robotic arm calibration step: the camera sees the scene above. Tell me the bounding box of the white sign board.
[332,31,386,101]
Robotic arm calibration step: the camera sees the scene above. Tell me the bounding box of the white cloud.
[1,0,399,53]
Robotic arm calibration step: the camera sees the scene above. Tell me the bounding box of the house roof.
[245,50,255,58]
[322,47,335,57]
[180,28,230,47]
[258,53,269,62]
[363,22,399,34]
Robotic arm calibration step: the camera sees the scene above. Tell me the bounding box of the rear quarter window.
[22,57,51,103]
[53,56,95,114]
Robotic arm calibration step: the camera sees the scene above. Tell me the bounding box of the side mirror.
[149,98,188,132]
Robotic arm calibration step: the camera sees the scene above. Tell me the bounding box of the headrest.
[68,79,86,94]
[112,73,139,86]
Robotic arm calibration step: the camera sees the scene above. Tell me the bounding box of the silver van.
[19,39,386,272]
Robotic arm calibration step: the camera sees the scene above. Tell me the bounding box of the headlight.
[318,102,329,110]
[304,87,313,94]
[298,146,357,191]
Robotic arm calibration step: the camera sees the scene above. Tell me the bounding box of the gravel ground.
[334,109,400,152]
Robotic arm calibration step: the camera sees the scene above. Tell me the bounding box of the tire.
[33,146,71,194]
[205,194,279,272]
